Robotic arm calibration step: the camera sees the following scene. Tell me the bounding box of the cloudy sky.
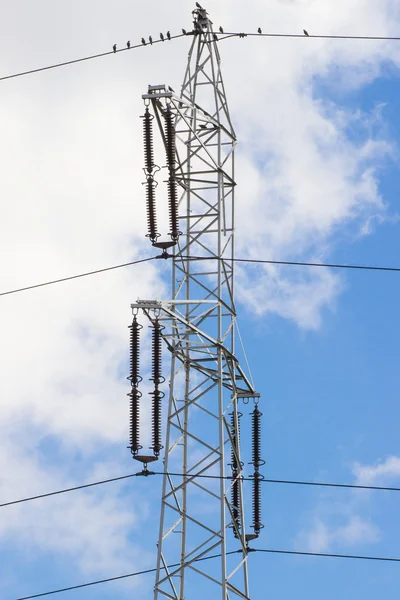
[1,0,400,598]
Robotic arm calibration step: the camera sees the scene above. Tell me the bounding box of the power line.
[0,256,155,298]
[187,255,400,273]
[1,28,398,84]
[0,33,186,83]
[0,473,139,508]
[2,470,399,510]
[219,30,400,42]
[16,547,400,599]
[15,550,236,599]
[3,253,400,299]
[254,547,400,563]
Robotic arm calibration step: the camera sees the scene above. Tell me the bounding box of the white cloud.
[353,456,400,485]
[300,515,380,553]
[296,456,400,554]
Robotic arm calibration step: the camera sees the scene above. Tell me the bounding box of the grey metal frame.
[132,9,258,599]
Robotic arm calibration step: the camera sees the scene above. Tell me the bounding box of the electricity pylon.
[129,7,262,599]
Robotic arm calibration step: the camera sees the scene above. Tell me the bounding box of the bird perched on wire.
[160,32,164,41]
[303,29,309,36]
[141,37,146,45]
[182,28,187,35]
[127,40,131,48]
[213,33,218,41]
[258,27,262,34]
[219,26,224,33]
[149,35,153,45]
[113,44,117,53]
[166,31,171,40]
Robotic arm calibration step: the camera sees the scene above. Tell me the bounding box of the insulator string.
[128,316,143,457]
[143,108,155,175]
[129,388,142,456]
[252,471,264,536]
[151,388,164,457]
[164,106,180,242]
[250,405,265,536]
[129,315,142,386]
[145,177,159,243]
[230,410,243,537]
[150,319,164,457]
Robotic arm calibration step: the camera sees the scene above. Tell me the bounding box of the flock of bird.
[112,27,311,53]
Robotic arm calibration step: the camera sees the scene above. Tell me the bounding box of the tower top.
[192,5,212,30]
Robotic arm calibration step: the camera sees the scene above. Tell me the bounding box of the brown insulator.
[150,388,164,457]
[251,405,264,471]
[128,315,142,386]
[167,176,179,242]
[146,177,159,243]
[252,471,264,536]
[151,320,164,385]
[250,404,265,536]
[129,387,142,456]
[164,106,175,171]
[230,411,243,471]
[231,474,240,537]
[164,107,180,242]
[143,108,155,174]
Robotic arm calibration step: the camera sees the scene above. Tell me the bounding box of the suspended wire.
[0,33,187,83]
[16,547,400,599]
[2,470,400,510]
[15,550,237,600]
[3,252,400,300]
[0,256,156,298]
[218,31,400,42]
[1,29,398,85]
[186,255,400,273]
[253,547,400,563]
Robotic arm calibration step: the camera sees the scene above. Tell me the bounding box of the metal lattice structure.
[129,7,263,599]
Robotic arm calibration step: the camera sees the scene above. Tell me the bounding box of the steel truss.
[133,7,260,599]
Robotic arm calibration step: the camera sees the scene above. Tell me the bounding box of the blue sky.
[1,1,400,599]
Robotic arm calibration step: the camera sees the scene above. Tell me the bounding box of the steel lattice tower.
[129,7,262,600]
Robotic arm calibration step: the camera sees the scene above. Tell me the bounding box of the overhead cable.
[0,256,156,298]
[2,470,399,510]
[254,547,400,562]
[0,33,186,83]
[1,29,398,84]
[16,547,400,599]
[16,550,236,599]
[186,255,400,273]
[2,253,400,299]
[219,30,400,42]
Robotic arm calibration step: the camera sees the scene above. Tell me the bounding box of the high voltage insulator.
[231,475,240,537]
[143,108,155,174]
[251,405,262,469]
[151,388,164,457]
[128,316,143,457]
[252,471,263,536]
[127,311,166,466]
[250,405,265,537]
[129,387,142,456]
[230,411,243,538]
[164,106,175,171]
[129,315,142,386]
[151,320,164,385]
[150,319,165,458]
[164,106,180,242]
[141,97,181,250]
[146,177,159,244]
